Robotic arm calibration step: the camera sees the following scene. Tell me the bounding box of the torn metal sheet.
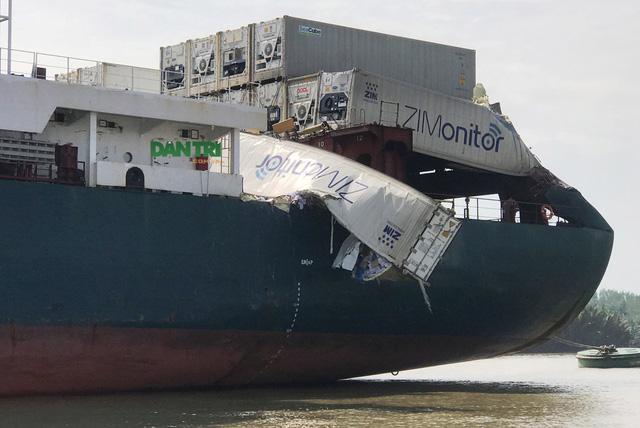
[332,234,394,282]
[239,133,462,283]
[358,251,392,282]
[332,234,361,271]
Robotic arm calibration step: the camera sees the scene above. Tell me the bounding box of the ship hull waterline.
[0,179,613,395]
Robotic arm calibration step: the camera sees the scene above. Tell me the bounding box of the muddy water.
[1,354,638,427]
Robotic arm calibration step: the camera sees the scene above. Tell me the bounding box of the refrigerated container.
[219,26,251,89]
[102,63,160,93]
[316,70,352,125]
[253,18,283,83]
[315,69,538,176]
[189,34,218,96]
[286,73,321,132]
[253,81,286,131]
[55,69,80,84]
[218,88,250,105]
[55,63,160,94]
[252,16,475,100]
[160,41,190,95]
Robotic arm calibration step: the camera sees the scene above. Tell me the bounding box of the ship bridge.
[0,73,267,196]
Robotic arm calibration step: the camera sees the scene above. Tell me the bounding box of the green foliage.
[560,305,633,347]
[530,289,639,353]
[589,289,640,340]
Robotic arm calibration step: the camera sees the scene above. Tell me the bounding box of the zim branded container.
[315,69,538,176]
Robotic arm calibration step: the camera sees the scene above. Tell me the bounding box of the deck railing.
[0,47,98,80]
[437,194,570,226]
[0,47,161,94]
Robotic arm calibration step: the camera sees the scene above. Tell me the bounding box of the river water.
[1,354,638,427]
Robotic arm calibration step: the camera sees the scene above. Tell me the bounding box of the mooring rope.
[551,336,600,349]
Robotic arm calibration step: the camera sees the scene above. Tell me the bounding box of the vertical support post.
[230,128,240,175]
[87,112,98,186]
[185,39,191,97]
[7,0,11,75]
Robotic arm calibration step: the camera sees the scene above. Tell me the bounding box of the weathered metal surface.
[189,34,218,96]
[316,69,539,176]
[280,16,475,99]
[219,26,250,89]
[0,178,613,395]
[0,74,266,134]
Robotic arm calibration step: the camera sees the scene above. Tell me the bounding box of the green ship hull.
[0,178,613,395]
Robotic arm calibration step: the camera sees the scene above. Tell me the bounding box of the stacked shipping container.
[55,63,161,94]
[190,35,218,96]
[159,15,476,130]
[160,42,189,95]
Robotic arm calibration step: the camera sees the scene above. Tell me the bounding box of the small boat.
[577,346,640,368]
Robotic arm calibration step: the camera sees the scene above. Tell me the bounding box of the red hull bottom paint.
[0,325,522,396]
[0,325,249,396]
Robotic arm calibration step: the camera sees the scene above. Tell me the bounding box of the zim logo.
[253,153,369,204]
[365,91,378,101]
[364,82,379,101]
[378,224,402,250]
[402,105,505,153]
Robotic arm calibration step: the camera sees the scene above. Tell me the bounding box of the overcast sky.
[2,0,638,294]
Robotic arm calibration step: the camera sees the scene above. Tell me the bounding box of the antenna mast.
[0,0,12,74]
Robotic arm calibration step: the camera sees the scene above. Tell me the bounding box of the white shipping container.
[317,71,352,125]
[101,63,160,94]
[160,42,190,95]
[55,63,160,94]
[56,66,98,86]
[80,66,98,85]
[189,35,218,96]
[253,81,286,130]
[55,69,80,84]
[253,18,284,83]
[317,69,540,176]
[219,26,250,89]
[286,73,321,132]
[405,212,460,281]
[218,88,250,105]
[168,16,474,99]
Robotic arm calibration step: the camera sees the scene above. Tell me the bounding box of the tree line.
[529,289,640,353]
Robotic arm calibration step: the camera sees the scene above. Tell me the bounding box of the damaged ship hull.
[0,178,612,395]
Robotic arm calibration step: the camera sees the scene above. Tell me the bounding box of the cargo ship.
[0,17,613,396]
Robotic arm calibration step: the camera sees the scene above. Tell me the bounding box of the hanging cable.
[551,336,601,349]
